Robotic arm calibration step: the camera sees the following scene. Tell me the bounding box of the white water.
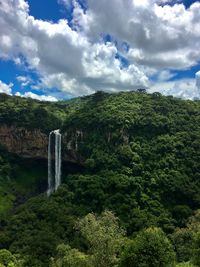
[47,131,53,196]
[47,129,62,196]
[54,130,62,191]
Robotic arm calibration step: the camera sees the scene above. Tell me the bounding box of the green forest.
[1,91,200,266]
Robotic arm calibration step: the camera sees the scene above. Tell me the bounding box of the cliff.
[0,124,48,159]
[0,124,84,164]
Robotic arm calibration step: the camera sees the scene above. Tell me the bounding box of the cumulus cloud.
[15,91,58,102]
[147,70,200,100]
[0,80,13,95]
[196,71,200,89]
[156,0,182,5]
[16,75,33,87]
[0,0,200,98]
[155,70,177,82]
[0,78,57,101]
[57,0,72,9]
[84,0,200,69]
[0,0,149,96]
[149,77,200,100]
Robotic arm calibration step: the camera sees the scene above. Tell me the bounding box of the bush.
[120,227,176,267]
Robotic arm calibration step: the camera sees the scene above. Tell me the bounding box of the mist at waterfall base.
[47,130,62,196]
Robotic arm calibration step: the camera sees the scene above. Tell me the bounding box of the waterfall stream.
[47,129,62,196]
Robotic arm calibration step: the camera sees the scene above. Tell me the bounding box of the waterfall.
[54,130,62,191]
[47,131,53,196]
[47,129,62,196]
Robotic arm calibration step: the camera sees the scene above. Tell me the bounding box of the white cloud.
[57,0,72,9]
[15,91,58,102]
[84,0,200,69]
[0,0,149,96]
[0,0,200,98]
[149,77,200,100]
[196,71,200,89]
[16,75,32,87]
[0,80,13,95]
[0,78,57,101]
[156,0,182,5]
[156,70,177,81]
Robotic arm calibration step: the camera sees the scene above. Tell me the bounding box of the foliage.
[176,263,195,267]
[50,244,91,267]
[62,91,200,233]
[119,227,176,267]
[172,228,193,263]
[1,91,200,265]
[77,210,125,267]
[0,94,66,133]
[0,147,46,220]
[0,186,81,267]
[0,249,24,267]
[172,210,200,263]
[191,230,200,266]
[0,146,15,219]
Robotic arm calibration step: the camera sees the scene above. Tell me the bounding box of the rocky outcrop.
[62,130,84,163]
[0,125,84,164]
[0,125,48,159]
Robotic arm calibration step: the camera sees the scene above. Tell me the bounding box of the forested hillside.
[1,91,200,266]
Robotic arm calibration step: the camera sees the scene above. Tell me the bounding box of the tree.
[137,88,147,93]
[77,210,125,267]
[171,210,200,265]
[0,249,23,267]
[0,250,16,266]
[50,244,91,267]
[172,227,193,262]
[191,230,200,266]
[176,263,194,267]
[92,91,107,102]
[120,227,176,267]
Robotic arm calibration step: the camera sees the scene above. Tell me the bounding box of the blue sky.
[0,0,200,100]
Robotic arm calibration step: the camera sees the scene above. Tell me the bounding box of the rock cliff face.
[0,125,48,159]
[0,125,84,164]
[62,130,84,163]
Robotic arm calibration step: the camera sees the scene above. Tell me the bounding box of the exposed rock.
[120,128,129,144]
[62,130,84,163]
[0,124,48,159]
[107,132,111,143]
[0,125,84,164]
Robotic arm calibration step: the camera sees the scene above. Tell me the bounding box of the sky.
[0,0,200,101]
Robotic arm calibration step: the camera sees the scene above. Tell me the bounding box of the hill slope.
[1,91,200,266]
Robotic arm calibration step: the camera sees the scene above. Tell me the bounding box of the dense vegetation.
[1,91,200,266]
